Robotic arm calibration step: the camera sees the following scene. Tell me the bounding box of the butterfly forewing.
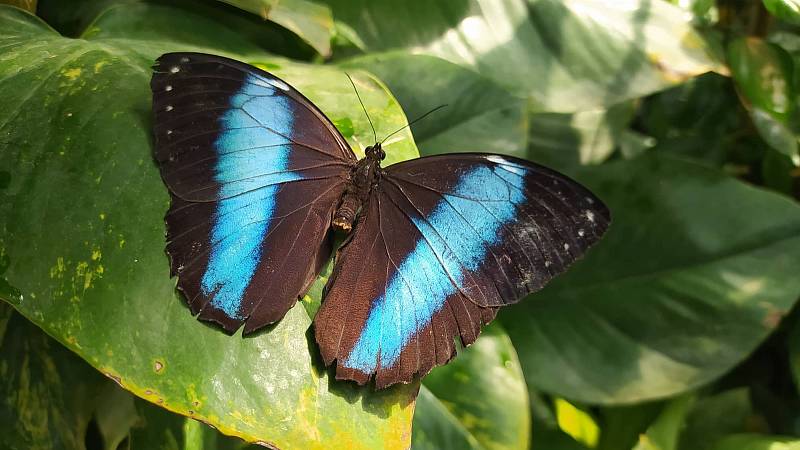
[151,53,354,333]
[314,153,609,387]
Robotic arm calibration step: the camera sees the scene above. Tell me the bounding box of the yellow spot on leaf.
[62,67,82,81]
[555,398,599,448]
[93,61,108,73]
[91,249,102,261]
[50,257,66,279]
[99,213,106,220]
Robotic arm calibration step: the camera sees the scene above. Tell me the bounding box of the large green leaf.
[217,0,334,57]
[324,0,719,112]
[341,52,528,156]
[500,154,800,404]
[413,323,530,450]
[0,5,418,448]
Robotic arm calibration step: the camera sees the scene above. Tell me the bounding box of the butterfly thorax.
[332,143,385,233]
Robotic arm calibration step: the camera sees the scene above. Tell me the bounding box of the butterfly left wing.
[151,53,355,333]
[314,153,610,388]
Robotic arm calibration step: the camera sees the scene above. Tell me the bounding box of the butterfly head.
[365,143,386,162]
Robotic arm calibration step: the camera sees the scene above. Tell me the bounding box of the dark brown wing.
[314,153,609,387]
[151,52,354,333]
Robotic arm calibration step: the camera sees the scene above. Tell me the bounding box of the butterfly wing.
[314,153,610,387]
[151,52,355,333]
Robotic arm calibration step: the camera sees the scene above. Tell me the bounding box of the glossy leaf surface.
[324,0,719,112]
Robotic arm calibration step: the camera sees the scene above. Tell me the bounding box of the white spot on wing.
[169,66,180,74]
[268,78,290,91]
[165,105,173,112]
[486,155,508,165]
[585,210,595,222]
[179,56,190,63]
[250,76,291,92]
[578,229,585,237]
[486,154,526,175]
[165,85,172,92]
[563,243,570,251]
[544,260,552,268]
[166,130,173,135]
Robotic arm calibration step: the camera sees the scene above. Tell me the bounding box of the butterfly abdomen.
[332,147,383,232]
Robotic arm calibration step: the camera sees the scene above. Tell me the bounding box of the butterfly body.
[331,143,385,232]
[151,53,610,388]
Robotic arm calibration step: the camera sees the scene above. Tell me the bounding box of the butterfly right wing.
[315,153,610,388]
[152,53,355,333]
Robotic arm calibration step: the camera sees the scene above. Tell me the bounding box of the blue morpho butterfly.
[151,53,610,389]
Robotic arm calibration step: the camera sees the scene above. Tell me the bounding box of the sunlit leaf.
[763,0,800,25]
[217,0,334,56]
[342,52,528,156]
[324,0,719,112]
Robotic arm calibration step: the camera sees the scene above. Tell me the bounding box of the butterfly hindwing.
[314,153,610,387]
[152,53,355,333]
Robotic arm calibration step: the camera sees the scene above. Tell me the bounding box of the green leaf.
[0,302,224,450]
[0,303,105,450]
[413,388,483,450]
[554,399,599,448]
[500,154,800,404]
[596,402,662,450]
[0,0,36,12]
[763,0,800,25]
[728,37,799,162]
[217,0,334,56]
[633,396,694,450]
[727,37,796,119]
[527,102,636,172]
[751,108,800,165]
[413,323,530,450]
[324,0,719,112]
[36,0,133,36]
[711,434,800,450]
[761,148,797,195]
[0,5,418,448]
[677,388,757,450]
[341,52,528,156]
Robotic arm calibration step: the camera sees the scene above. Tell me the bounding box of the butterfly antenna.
[345,72,377,144]
[379,104,448,145]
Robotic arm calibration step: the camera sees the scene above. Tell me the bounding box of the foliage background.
[0,0,799,449]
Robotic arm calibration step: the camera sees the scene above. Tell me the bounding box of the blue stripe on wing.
[343,164,526,373]
[200,74,300,320]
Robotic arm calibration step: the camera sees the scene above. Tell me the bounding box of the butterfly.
[151,52,610,388]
